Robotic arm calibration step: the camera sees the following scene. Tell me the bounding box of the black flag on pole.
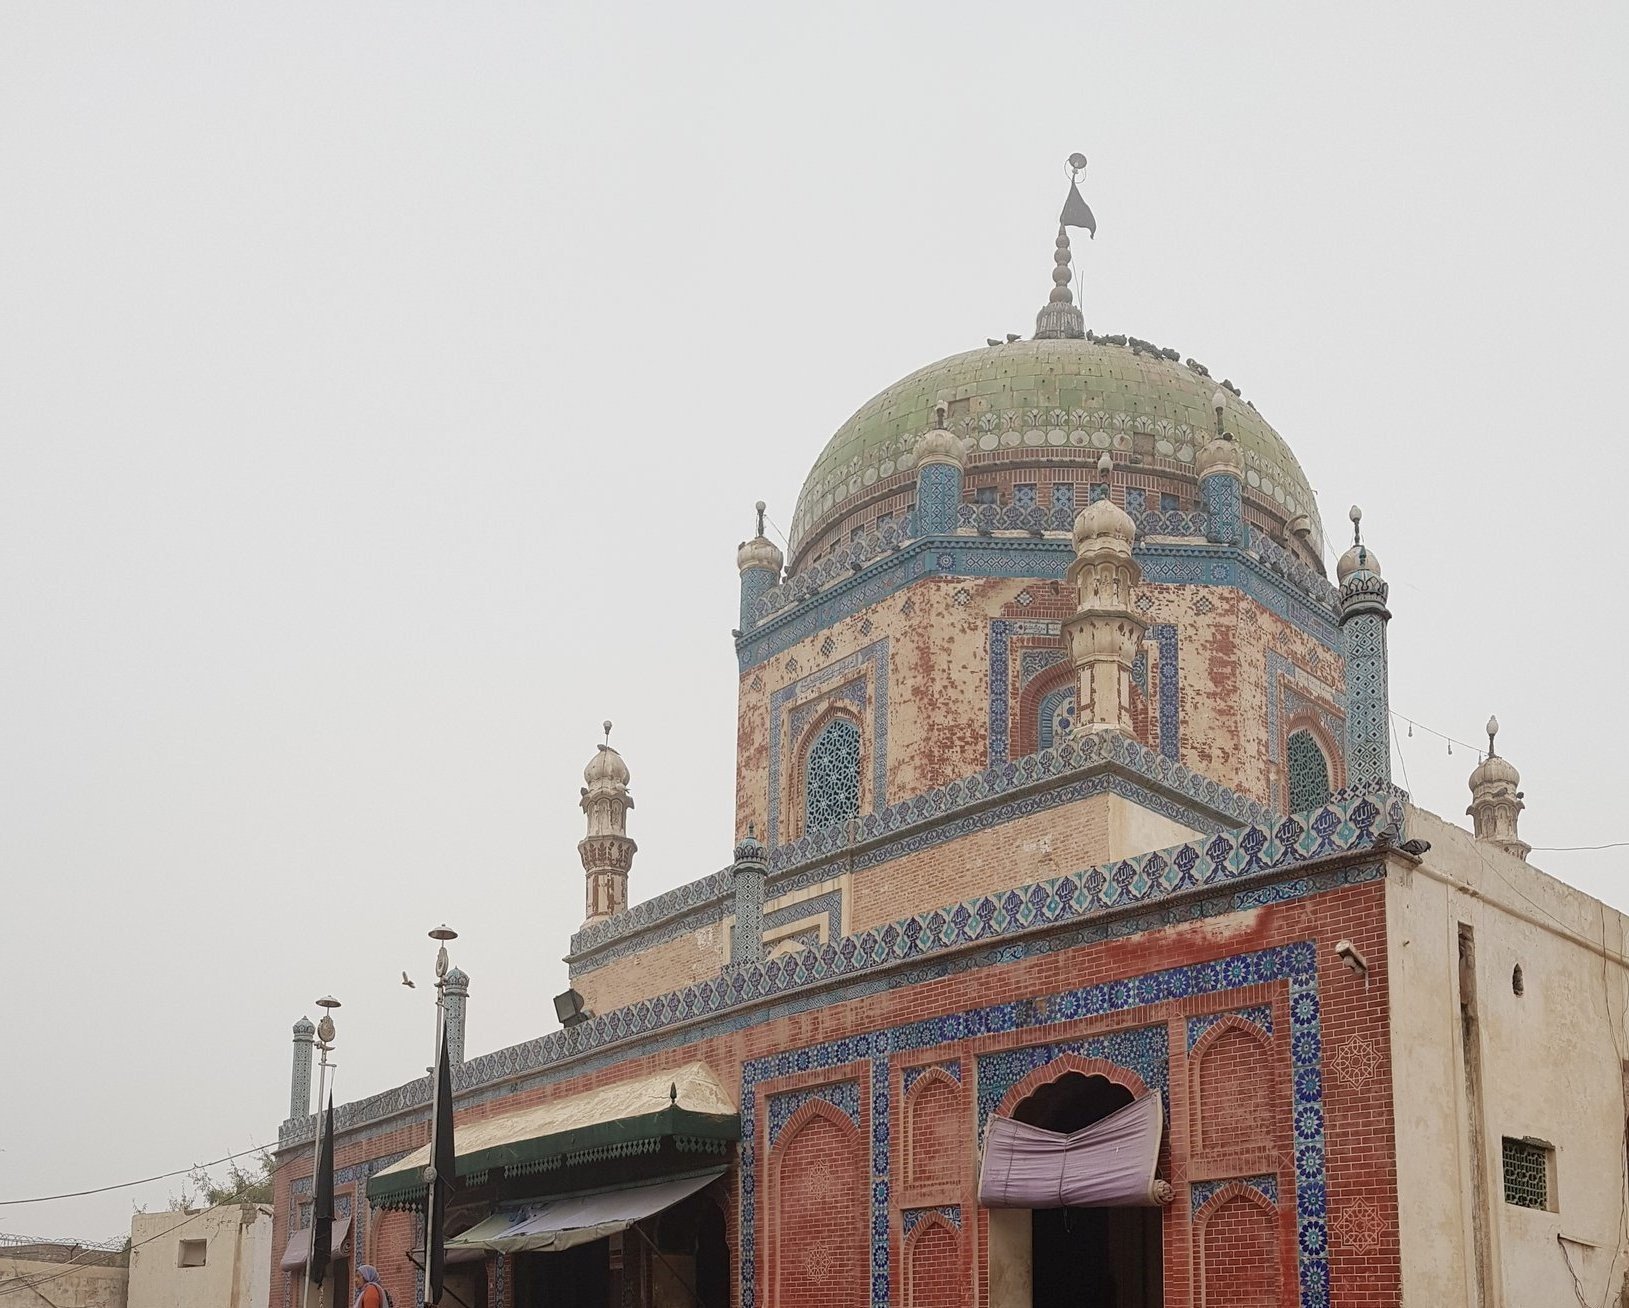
[424,1024,456,1305]
[1060,179,1097,238]
[309,1097,335,1286]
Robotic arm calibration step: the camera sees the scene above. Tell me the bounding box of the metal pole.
[301,1049,328,1308]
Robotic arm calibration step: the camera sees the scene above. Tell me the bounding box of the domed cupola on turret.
[1468,716,1529,861]
[579,721,636,924]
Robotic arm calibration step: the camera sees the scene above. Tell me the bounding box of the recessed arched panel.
[772,1104,867,1307]
[1193,1021,1276,1153]
[905,1069,964,1190]
[1197,1189,1281,1308]
[904,1216,962,1308]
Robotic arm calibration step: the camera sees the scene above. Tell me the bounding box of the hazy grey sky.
[3,2,1625,1240]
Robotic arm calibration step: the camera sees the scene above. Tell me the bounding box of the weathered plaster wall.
[129,1205,272,1308]
[0,1251,127,1308]
[1389,806,1629,1308]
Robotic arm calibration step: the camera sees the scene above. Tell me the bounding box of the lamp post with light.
[303,995,340,1308]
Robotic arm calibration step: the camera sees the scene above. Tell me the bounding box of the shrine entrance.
[1016,1073,1163,1308]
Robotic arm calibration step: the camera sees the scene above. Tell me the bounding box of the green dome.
[789,338,1323,566]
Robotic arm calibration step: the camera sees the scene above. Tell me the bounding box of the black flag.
[424,1024,456,1305]
[309,1097,335,1286]
[1060,179,1097,238]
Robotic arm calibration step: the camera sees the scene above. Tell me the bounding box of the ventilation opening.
[1512,964,1524,996]
[1501,1137,1555,1211]
[177,1239,206,1268]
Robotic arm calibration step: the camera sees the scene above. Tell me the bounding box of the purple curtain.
[977,1090,1164,1209]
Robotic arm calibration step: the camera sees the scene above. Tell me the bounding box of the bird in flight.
[401,972,416,989]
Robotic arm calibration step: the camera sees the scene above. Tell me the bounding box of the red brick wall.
[771,1103,867,1306]
[906,1216,965,1307]
[1197,1187,1283,1307]
[274,876,1400,1308]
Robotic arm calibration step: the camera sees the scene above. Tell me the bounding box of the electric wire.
[0,1143,280,1207]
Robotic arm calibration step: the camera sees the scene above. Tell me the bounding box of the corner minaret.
[736,502,783,631]
[289,1016,315,1121]
[1337,506,1393,788]
[1062,497,1146,734]
[1034,153,1096,341]
[729,828,768,966]
[579,721,636,923]
[1468,716,1530,861]
[443,966,470,1064]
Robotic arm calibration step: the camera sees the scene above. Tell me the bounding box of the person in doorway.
[353,1265,392,1308]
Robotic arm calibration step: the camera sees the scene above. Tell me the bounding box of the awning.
[446,1170,724,1255]
[366,1062,739,1210]
[977,1091,1164,1209]
[279,1217,353,1271]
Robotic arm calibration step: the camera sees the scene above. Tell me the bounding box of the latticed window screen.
[1502,1138,1551,1209]
[1051,483,1075,511]
[1013,483,1037,509]
[1159,492,1181,512]
[804,718,862,833]
[1037,687,1077,751]
[1286,730,1332,811]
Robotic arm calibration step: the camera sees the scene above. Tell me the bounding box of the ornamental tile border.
[738,532,1340,669]
[739,939,1331,1308]
[901,1061,962,1096]
[901,1205,962,1236]
[1190,1172,1280,1215]
[285,786,1401,1159]
[766,1080,861,1146]
[1185,1005,1274,1051]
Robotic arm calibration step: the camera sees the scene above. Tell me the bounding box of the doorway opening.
[1014,1072,1163,1308]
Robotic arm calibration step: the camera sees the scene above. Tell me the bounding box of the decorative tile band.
[1191,1173,1280,1215]
[1186,1005,1274,1050]
[284,787,1401,1152]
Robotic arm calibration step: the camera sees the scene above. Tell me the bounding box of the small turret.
[736,502,784,632]
[1337,506,1393,789]
[443,966,471,1065]
[1198,389,1245,545]
[1061,495,1146,735]
[1468,716,1529,861]
[580,721,637,923]
[913,402,966,535]
[289,1017,315,1121]
[730,829,768,966]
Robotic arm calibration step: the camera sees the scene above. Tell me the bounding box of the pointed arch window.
[804,717,862,834]
[1287,729,1332,811]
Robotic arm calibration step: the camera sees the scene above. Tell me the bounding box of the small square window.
[1125,488,1147,514]
[177,1239,207,1268]
[1051,483,1075,510]
[1159,493,1181,513]
[1012,483,1037,509]
[973,486,998,506]
[1502,1137,1555,1210]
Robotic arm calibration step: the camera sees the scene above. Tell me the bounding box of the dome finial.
[754,501,766,538]
[1486,715,1500,757]
[1034,154,1095,341]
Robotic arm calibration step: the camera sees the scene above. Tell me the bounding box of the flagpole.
[424,926,458,1308]
[304,996,340,1308]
